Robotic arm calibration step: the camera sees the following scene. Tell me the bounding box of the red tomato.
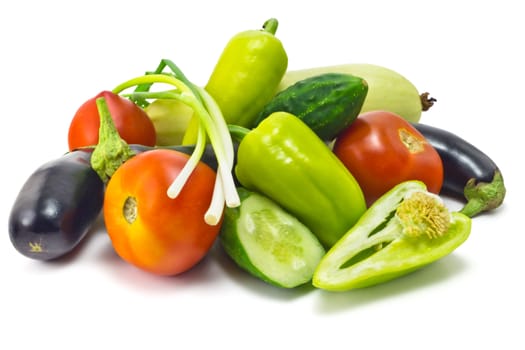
[333,110,443,206]
[103,149,220,276]
[68,91,156,151]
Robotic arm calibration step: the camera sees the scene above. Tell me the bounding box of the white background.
[1,1,523,349]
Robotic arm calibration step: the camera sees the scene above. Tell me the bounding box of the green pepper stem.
[90,97,134,183]
[228,124,251,142]
[460,171,506,217]
[262,18,279,35]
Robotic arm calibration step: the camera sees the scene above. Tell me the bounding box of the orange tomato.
[333,110,443,206]
[103,149,220,276]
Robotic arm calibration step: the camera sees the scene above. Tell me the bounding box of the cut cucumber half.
[220,187,326,288]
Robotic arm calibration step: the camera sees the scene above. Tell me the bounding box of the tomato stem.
[90,97,134,183]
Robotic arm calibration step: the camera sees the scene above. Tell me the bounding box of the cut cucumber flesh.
[220,189,325,288]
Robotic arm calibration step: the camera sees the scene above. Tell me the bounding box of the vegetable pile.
[8,18,506,292]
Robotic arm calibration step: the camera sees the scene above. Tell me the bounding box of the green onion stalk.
[111,60,240,225]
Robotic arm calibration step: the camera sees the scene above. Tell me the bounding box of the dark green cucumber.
[253,73,368,140]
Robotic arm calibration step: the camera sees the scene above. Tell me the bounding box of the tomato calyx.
[123,196,138,224]
[90,97,135,183]
[398,128,425,154]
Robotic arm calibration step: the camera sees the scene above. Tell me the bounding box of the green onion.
[112,61,240,225]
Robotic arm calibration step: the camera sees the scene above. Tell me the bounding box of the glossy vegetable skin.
[333,111,443,206]
[233,111,367,249]
[130,142,240,185]
[130,144,219,171]
[103,149,220,276]
[413,123,506,217]
[9,150,104,260]
[68,90,156,151]
[278,63,435,123]
[204,18,288,128]
[255,73,368,140]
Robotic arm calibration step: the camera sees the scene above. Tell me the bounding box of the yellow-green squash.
[278,63,435,123]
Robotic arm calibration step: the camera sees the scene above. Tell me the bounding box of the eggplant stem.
[459,171,506,217]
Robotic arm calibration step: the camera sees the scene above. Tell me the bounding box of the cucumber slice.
[220,188,326,288]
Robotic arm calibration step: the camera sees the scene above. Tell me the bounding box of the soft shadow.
[313,254,470,314]
[95,238,228,293]
[212,241,315,301]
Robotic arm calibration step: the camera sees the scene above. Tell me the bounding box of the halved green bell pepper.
[231,111,367,249]
[312,180,472,291]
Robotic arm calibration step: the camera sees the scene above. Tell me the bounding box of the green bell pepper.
[231,111,367,249]
[312,180,472,291]
[183,18,288,145]
[205,18,288,128]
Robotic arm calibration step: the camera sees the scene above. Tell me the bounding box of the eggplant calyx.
[460,170,506,217]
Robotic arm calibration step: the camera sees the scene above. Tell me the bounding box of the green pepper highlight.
[184,17,288,144]
[313,180,472,292]
[233,111,367,249]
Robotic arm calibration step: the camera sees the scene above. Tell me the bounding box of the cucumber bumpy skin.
[278,63,435,123]
[255,72,368,140]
